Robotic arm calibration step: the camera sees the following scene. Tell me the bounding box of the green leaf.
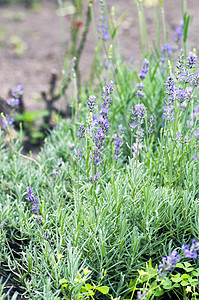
[59,278,68,284]
[162,279,172,290]
[181,274,190,279]
[111,25,120,39]
[192,270,199,276]
[171,277,182,283]
[154,288,164,296]
[173,283,180,288]
[188,278,198,286]
[181,280,189,286]
[96,286,109,294]
[176,263,184,269]
[185,268,194,272]
[184,262,192,268]
[84,284,94,290]
[15,110,49,122]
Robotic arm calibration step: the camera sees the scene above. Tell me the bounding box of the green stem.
[160,0,167,45]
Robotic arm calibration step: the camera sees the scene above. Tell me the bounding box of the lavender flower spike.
[172,21,183,43]
[186,52,197,69]
[87,95,98,112]
[6,98,20,107]
[138,59,149,80]
[98,0,110,41]
[158,250,180,278]
[181,239,199,259]
[26,186,40,212]
[77,125,86,138]
[2,115,14,128]
[12,85,23,98]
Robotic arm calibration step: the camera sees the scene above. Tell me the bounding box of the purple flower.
[172,21,183,43]
[160,44,173,64]
[43,229,50,239]
[87,95,98,112]
[137,82,145,90]
[68,142,75,150]
[186,120,194,128]
[186,52,197,69]
[101,81,113,106]
[138,59,149,81]
[191,70,199,87]
[100,104,110,118]
[104,60,111,69]
[193,155,198,161]
[98,0,110,41]
[165,76,175,97]
[88,173,100,183]
[94,127,105,149]
[33,214,43,225]
[26,186,40,212]
[92,147,102,165]
[162,104,174,123]
[53,169,58,175]
[6,97,20,107]
[158,250,180,278]
[132,140,143,158]
[98,116,109,134]
[129,104,147,131]
[136,90,145,98]
[181,239,199,259]
[2,115,14,128]
[112,127,123,161]
[147,113,155,133]
[118,124,124,138]
[1,222,5,227]
[75,148,83,159]
[176,131,182,139]
[12,85,23,98]
[193,130,199,140]
[77,125,86,138]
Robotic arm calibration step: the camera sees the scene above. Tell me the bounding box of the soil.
[0,0,198,111]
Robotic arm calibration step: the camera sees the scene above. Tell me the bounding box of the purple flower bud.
[172,21,183,43]
[75,148,83,159]
[33,215,43,224]
[158,250,180,278]
[77,125,86,138]
[87,95,98,112]
[6,98,20,107]
[2,115,14,128]
[186,52,197,69]
[26,186,40,212]
[181,240,199,259]
[43,229,50,239]
[98,0,110,41]
[88,173,100,183]
[12,85,23,98]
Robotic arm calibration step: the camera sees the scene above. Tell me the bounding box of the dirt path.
[0,0,198,112]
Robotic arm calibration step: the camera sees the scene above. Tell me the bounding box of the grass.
[1,0,199,299]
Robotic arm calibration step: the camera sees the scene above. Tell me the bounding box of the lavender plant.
[77,81,114,182]
[1,1,199,299]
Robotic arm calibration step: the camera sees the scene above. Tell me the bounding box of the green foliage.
[1,0,199,299]
[128,260,199,299]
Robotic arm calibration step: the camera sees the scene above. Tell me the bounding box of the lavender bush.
[0,0,199,299]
